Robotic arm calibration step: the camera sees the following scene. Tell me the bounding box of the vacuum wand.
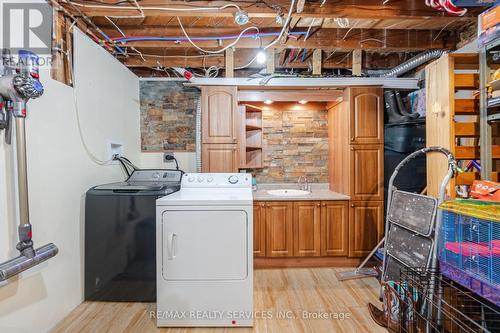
[0,50,58,281]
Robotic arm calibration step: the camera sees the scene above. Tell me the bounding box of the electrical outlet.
[163,152,174,163]
[108,141,123,159]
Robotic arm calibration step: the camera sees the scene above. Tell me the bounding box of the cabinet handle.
[322,203,326,207]
[233,137,237,142]
[351,137,355,141]
[351,204,355,208]
[316,203,321,207]
[351,147,355,151]
[261,203,265,207]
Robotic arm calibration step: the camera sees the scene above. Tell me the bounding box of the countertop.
[253,183,350,201]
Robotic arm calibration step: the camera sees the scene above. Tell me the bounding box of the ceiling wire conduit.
[367,49,446,77]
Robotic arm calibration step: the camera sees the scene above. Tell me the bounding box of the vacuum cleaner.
[0,50,58,282]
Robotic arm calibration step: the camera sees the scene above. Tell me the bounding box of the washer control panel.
[182,173,252,188]
[128,170,183,182]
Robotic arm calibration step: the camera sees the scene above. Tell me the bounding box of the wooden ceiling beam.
[112,28,456,52]
[60,0,479,20]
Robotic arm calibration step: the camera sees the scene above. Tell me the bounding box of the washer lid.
[157,188,253,205]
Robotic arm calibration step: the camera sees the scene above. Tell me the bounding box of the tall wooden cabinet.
[201,86,239,172]
[328,86,385,257]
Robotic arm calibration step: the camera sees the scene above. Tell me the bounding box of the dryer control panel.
[182,173,252,188]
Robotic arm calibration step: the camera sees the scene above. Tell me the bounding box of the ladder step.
[454,74,479,90]
[455,145,500,159]
[455,172,499,185]
[455,122,479,137]
[455,99,478,114]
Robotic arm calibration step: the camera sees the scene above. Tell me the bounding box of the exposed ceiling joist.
[61,0,478,21]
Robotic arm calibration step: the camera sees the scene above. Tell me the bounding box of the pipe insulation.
[369,49,446,78]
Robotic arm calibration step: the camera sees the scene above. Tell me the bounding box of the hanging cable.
[263,0,296,50]
[176,17,260,54]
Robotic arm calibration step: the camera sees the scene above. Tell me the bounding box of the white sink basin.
[267,189,310,197]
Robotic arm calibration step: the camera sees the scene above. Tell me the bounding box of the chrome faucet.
[297,176,310,192]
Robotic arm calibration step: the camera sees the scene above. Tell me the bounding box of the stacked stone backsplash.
[249,103,329,183]
[140,81,199,152]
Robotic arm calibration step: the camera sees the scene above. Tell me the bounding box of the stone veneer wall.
[249,103,329,183]
[140,80,200,151]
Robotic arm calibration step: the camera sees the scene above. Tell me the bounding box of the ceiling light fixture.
[256,50,267,64]
[264,100,273,105]
[298,100,308,104]
[234,10,249,25]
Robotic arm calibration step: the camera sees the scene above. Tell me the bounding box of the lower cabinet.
[321,201,349,256]
[348,201,384,257]
[254,200,349,258]
[265,202,294,257]
[293,201,321,257]
[253,202,266,257]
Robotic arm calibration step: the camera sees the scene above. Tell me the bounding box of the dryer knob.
[197,176,204,183]
[228,175,239,184]
[207,176,214,183]
[187,177,195,182]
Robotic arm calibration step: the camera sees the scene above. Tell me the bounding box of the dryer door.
[161,209,248,281]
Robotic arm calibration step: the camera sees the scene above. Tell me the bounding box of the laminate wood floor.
[51,268,386,333]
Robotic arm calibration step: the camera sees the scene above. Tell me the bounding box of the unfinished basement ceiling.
[51,0,482,77]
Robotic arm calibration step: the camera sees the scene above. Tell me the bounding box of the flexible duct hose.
[368,49,446,78]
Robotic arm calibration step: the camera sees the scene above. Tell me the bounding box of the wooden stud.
[266,49,275,74]
[225,48,234,78]
[312,49,322,75]
[352,49,362,76]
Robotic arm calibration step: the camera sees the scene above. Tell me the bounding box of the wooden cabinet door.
[202,86,238,144]
[253,202,266,257]
[350,144,384,201]
[348,201,384,257]
[348,87,384,144]
[265,202,293,257]
[320,201,348,256]
[293,201,321,257]
[201,144,238,172]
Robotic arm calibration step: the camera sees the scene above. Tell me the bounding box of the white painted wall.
[0,27,140,333]
[140,152,197,172]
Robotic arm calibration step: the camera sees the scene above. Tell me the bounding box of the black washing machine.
[84,169,182,301]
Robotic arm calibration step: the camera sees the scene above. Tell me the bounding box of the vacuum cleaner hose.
[0,243,58,281]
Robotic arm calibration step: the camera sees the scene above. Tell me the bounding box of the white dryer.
[156,173,253,327]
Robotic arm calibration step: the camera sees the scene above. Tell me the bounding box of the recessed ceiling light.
[256,50,267,64]
[298,100,308,104]
[264,99,273,105]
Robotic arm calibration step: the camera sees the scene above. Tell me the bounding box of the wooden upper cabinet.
[253,202,266,257]
[348,201,384,258]
[265,202,293,257]
[202,86,238,144]
[201,144,238,172]
[347,87,384,144]
[321,201,348,257]
[349,144,384,201]
[293,201,321,257]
